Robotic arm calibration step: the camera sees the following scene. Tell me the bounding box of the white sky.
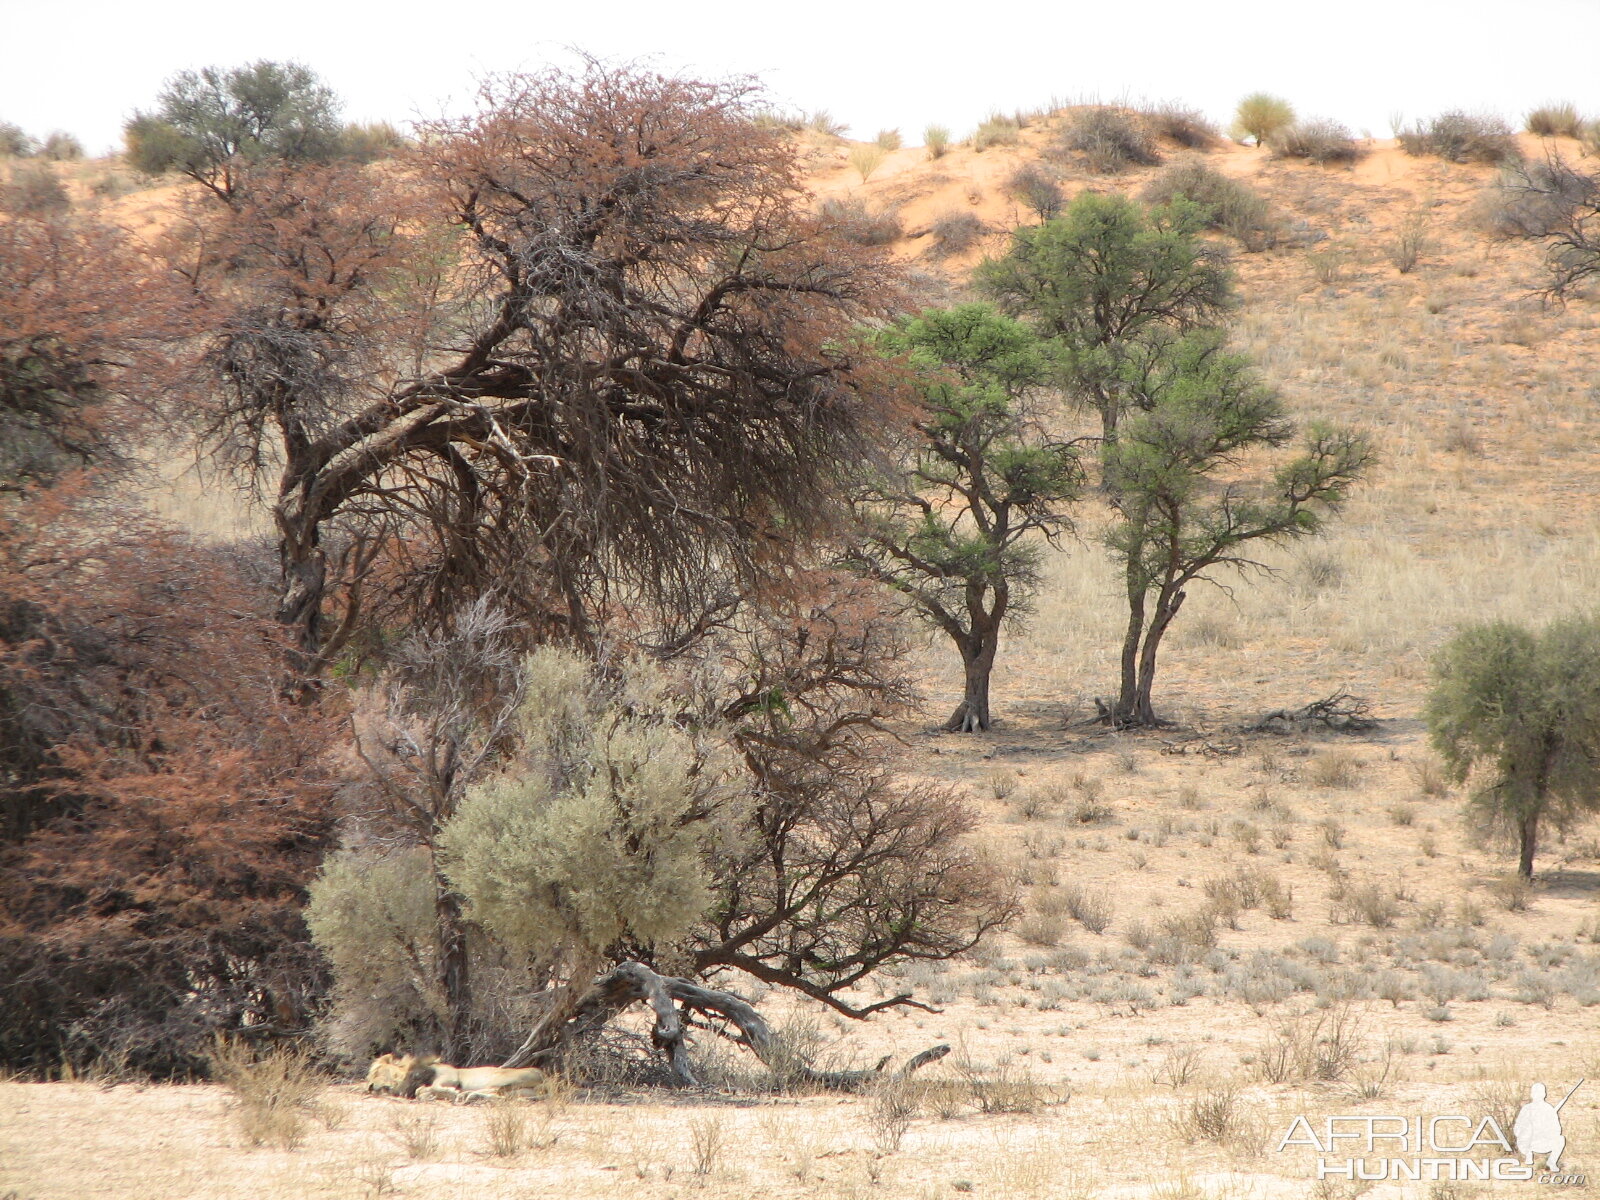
[4,0,1599,155]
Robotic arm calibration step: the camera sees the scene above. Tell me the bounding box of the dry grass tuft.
[208,1038,327,1150]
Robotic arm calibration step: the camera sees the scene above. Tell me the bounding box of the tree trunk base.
[502,961,948,1091]
[944,703,988,733]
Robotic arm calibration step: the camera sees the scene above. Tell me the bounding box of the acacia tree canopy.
[125,60,344,198]
[1427,614,1600,879]
[849,304,1082,732]
[975,192,1233,439]
[171,60,905,675]
[1102,330,1372,726]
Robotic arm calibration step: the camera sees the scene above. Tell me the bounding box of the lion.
[366,1053,547,1103]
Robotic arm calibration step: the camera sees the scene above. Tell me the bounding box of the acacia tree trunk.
[274,498,327,668]
[434,881,473,1061]
[1114,566,1185,727]
[946,586,1005,733]
[1129,588,1185,726]
[946,632,998,732]
[1518,808,1540,881]
[1115,572,1147,725]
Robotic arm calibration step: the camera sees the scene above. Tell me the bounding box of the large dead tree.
[171,60,905,675]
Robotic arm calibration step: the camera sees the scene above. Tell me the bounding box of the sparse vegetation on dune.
[1399,110,1522,164]
[8,66,1600,1200]
[1269,117,1364,165]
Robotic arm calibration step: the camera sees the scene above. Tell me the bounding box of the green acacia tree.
[975,191,1233,441]
[124,60,343,199]
[849,304,1082,732]
[1427,615,1600,879]
[1102,331,1372,726]
[1232,93,1297,147]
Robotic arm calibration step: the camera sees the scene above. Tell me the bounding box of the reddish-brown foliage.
[0,485,338,1077]
[167,59,908,668]
[0,209,185,488]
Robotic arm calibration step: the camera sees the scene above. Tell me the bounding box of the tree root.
[501,961,948,1091]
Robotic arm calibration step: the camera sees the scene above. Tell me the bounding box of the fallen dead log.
[1248,691,1377,734]
[1158,736,1242,758]
[501,961,948,1091]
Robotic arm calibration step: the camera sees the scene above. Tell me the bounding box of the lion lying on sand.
[366,1053,547,1104]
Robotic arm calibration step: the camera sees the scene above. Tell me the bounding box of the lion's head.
[365,1052,416,1095]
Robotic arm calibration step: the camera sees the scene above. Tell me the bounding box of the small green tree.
[975,192,1233,440]
[1102,331,1372,726]
[0,122,35,158]
[124,60,343,199]
[1233,93,1296,146]
[849,305,1082,731]
[1426,615,1600,879]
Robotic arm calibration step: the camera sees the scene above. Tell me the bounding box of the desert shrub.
[973,114,1021,150]
[38,131,83,162]
[1153,1043,1205,1088]
[88,170,139,200]
[1491,875,1531,911]
[1140,159,1274,248]
[439,649,737,970]
[1145,104,1219,149]
[1477,157,1598,239]
[868,1075,917,1152]
[0,121,35,157]
[1526,103,1583,139]
[1333,878,1402,928]
[1386,211,1431,273]
[387,1108,441,1159]
[1399,111,1521,164]
[953,1054,1054,1114]
[1,162,69,216]
[1061,882,1113,933]
[1233,93,1295,145]
[689,1113,728,1174]
[1003,162,1064,221]
[209,1039,326,1150]
[1177,1086,1240,1142]
[303,847,459,1059]
[848,144,886,181]
[987,767,1019,799]
[1271,119,1364,165]
[1056,107,1161,173]
[1309,749,1361,788]
[805,110,848,137]
[924,124,951,159]
[818,196,903,246]
[1148,909,1217,965]
[482,1100,531,1158]
[1256,1006,1365,1083]
[751,109,805,132]
[875,128,902,151]
[337,120,407,163]
[1073,796,1114,824]
[927,209,986,257]
[1019,887,1069,946]
[1409,755,1450,796]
